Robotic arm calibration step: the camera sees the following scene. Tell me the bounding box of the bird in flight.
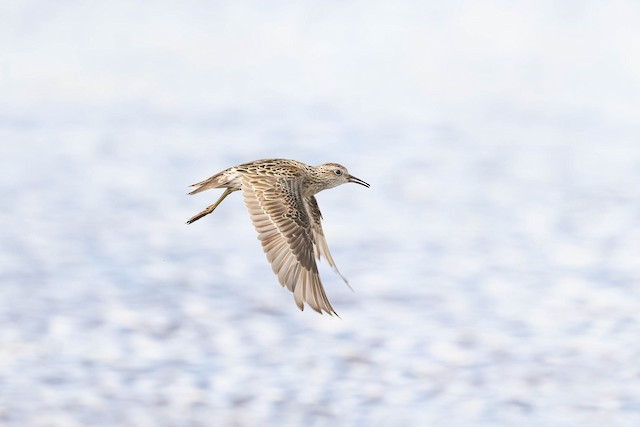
[187,159,370,315]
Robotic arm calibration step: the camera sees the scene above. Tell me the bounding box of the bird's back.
[235,159,311,179]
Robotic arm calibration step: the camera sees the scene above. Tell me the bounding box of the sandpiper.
[187,159,370,315]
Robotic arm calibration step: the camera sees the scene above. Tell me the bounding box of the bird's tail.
[188,169,234,195]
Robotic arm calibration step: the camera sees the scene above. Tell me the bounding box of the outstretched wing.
[305,196,351,289]
[242,176,337,315]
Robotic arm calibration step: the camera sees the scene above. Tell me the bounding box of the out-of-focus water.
[1,2,640,426]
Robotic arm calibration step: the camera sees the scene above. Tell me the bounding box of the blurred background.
[1,1,640,426]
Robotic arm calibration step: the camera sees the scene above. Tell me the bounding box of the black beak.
[348,175,370,188]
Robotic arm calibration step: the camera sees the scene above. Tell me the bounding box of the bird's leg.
[186,188,237,224]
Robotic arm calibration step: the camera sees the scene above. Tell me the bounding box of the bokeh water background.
[1,1,640,426]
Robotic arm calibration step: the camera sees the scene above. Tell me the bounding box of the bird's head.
[315,163,370,190]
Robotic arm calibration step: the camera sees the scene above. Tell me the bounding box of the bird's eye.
[334,169,342,175]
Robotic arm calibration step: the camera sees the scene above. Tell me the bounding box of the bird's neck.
[301,176,328,197]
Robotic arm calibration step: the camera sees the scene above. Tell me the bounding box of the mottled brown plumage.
[187,159,370,315]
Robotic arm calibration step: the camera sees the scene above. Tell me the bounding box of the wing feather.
[305,196,351,289]
[242,176,337,315]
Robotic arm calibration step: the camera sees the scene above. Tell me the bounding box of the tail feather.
[188,171,227,195]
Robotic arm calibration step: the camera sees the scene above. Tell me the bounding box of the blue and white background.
[1,1,639,426]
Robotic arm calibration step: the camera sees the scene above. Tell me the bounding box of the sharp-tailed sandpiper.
[187,159,370,315]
